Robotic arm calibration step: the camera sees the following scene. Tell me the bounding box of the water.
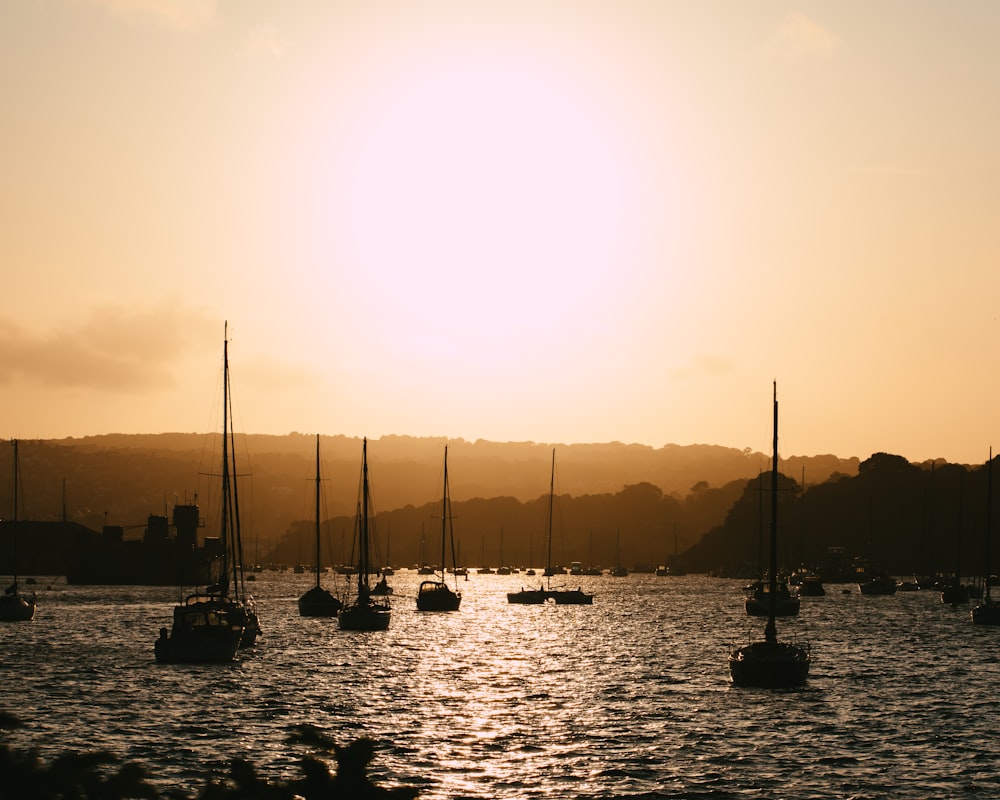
[2,572,999,799]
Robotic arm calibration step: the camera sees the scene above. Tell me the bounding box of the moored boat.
[729,384,810,688]
[155,324,260,659]
[0,440,36,622]
[416,446,461,612]
[858,573,898,596]
[155,592,244,663]
[298,435,343,617]
[972,451,1000,625]
[744,578,801,616]
[508,449,593,606]
[338,438,391,631]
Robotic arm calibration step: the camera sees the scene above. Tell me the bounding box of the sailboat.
[416,445,462,611]
[941,471,970,604]
[857,499,897,596]
[972,450,1000,624]
[215,327,260,647]
[417,524,434,574]
[298,435,343,617]
[496,525,512,574]
[1,440,36,622]
[338,438,391,631]
[155,325,258,662]
[611,529,628,576]
[729,383,810,688]
[508,449,593,605]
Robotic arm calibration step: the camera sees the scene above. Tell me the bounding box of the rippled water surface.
[2,572,1000,798]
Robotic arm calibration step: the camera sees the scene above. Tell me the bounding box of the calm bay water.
[2,572,999,799]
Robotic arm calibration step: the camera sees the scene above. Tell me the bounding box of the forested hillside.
[0,434,858,570]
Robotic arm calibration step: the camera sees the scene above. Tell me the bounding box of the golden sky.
[2,1,999,464]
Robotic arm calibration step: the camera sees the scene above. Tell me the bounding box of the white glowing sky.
[2,1,999,464]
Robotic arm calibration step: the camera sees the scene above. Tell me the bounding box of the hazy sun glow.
[2,2,1000,464]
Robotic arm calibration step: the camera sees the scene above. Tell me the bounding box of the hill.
[0,434,859,570]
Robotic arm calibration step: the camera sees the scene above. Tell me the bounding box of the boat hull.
[233,602,261,647]
[941,585,970,604]
[858,578,897,595]
[549,589,593,605]
[729,641,810,688]
[745,597,800,616]
[416,581,461,611]
[298,586,343,617]
[972,601,1000,625]
[507,588,548,604]
[338,602,391,631]
[155,594,244,664]
[0,592,36,621]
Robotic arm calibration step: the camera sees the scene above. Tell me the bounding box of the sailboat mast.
[220,325,231,596]
[358,438,369,595]
[441,446,449,579]
[547,448,555,586]
[228,381,248,597]
[986,449,993,604]
[766,382,778,645]
[315,434,321,589]
[11,440,19,590]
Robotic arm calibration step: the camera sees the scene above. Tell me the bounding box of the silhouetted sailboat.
[298,435,343,617]
[744,577,800,616]
[338,438,391,631]
[729,383,810,688]
[508,449,593,605]
[496,526,512,574]
[156,325,257,661]
[416,446,462,612]
[611,529,628,577]
[857,499,897,596]
[216,327,261,647]
[972,450,1000,624]
[941,471,971,604]
[0,440,36,622]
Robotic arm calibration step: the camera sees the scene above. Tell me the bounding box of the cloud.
[73,0,217,31]
[0,306,216,392]
[770,13,839,61]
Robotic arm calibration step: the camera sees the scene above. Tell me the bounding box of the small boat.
[298,435,343,617]
[858,573,898,596]
[744,578,801,616]
[611,530,628,576]
[942,471,969,604]
[973,450,1000,625]
[0,440,36,622]
[495,525,512,574]
[370,574,393,596]
[729,384,810,688]
[788,566,825,596]
[856,501,896,597]
[338,438,391,631]
[550,588,594,605]
[508,449,593,606]
[507,586,549,605]
[155,593,244,663]
[416,446,461,611]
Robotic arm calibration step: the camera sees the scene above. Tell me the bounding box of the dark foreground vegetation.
[0,712,418,799]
